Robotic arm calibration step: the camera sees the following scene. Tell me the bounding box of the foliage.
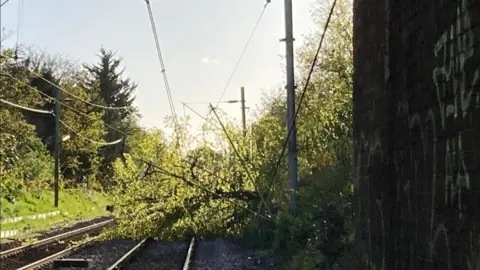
[0,188,110,231]
[107,120,258,240]
[247,0,354,267]
[101,0,354,268]
[1,44,142,195]
[1,0,354,267]
[1,51,54,198]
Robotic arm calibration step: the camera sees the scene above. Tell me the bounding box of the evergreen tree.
[83,48,139,185]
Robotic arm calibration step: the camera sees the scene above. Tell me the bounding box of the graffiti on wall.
[432,0,477,210]
[354,129,385,270]
[400,0,479,268]
[354,0,479,268]
[435,2,479,268]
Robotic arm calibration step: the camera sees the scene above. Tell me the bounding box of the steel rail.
[106,238,150,270]
[182,237,196,270]
[0,219,113,258]
[104,236,196,270]
[16,236,99,270]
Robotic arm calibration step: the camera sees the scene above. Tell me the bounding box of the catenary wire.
[143,0,178,128]
[213,0,271,106]
[15,0,23,50]
[194,0,271,135]
[129,155,273,221]
[2,72,127,136]
[1,82,270,221]
[1,53,131,111]
[0,98,52,114]
[0,0,269,219]
[2,74,269,220]
[60,119,124,146]
[4,73,257,206]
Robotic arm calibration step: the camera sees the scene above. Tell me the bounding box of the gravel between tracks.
[124,241,188,270]
[190,238,279,270]
[54,239,138,270]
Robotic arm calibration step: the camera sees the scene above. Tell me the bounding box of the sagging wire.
[1,79,269,220]
[0,98,53,114]
[1,53,131,111]
[179,104,273,216]
[60,119,124,146]
[172,160,261,201]
[7,69,253,206]
[209,104,272,215]
[129,155,273,221]
[182,102,244,147]
[2,72,127,136]
[182,102,260,173]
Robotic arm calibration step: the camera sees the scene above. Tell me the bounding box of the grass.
[0,188,111,234]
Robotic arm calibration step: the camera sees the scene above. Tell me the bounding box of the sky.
[1,0,316,135]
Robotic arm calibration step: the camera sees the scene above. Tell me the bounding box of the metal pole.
[240,87,247,137]
[54,87,61,207]
[282,0,297,214]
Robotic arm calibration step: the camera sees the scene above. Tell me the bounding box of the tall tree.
[83,48,139,184]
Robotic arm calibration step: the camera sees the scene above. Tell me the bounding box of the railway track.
[0,219,114,270]
[106,237,196,270]
[0,216,112,252]
[4,236,196,270]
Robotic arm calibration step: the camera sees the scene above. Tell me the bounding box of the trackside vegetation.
[0,0,353,268]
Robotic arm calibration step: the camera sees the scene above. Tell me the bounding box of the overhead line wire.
[1,95,267,220]
[1,1,269,220]
[195,1,271,134]
[56,105,268,218]
[4,74,258,202]
[2,83,270,221]
[0,53,130,111]
[0,82,125,145]
[213,0,270,106]
[182,103,272,213]
[15,0,23,51]
[4,74,262,215]
[209,104,272,215]
[129,155,273,221]
[2,72,127,136]
[60,120,124,146]
[270,0,337,183]
[0,98,52,114]
[143,0,178,128]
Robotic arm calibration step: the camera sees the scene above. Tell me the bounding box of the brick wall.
[353,0,480,269]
